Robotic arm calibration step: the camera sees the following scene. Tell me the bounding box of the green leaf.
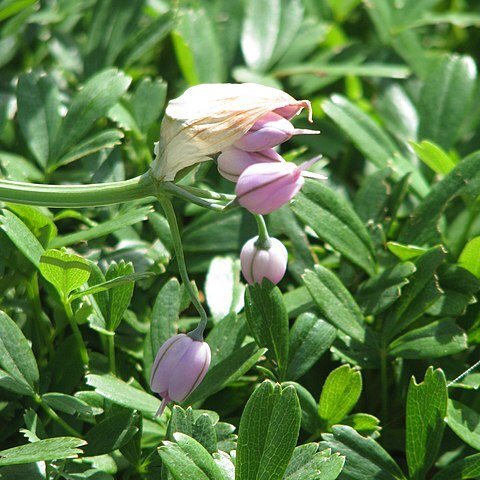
[283,382,322,434]
[245,281,289,378]
[7,204,57,248]
[431,453,480,480]
[275,62,410,79]
[50,68,131,163]
[242,0,304,72]
[0,151,43,182]
[353,168,391,225]
[418,55,477,150]
[386,242,428,261]
[303,266,366,342]
[120,413,143,467]
[410,140,456,175]
[376,84,418,144]
[291,180,375,275]
[16,72,61,169]
[406,367,448,480]
[51,205,154,248]
[0,0,36,22]
[192,414,218,455]
[241,0,281,72]
[342,413,381,439]
[207,313,247,367]
[120,12,174,69]
[318,364,362,428]
[41,392,100,419]
[84,410,139,456]
[0,209,44,268]
[383,247,445,341]
[320,425,406,480]
[159,433,227,480]
[0,310,39,395]
[55,129,124,169]
[284,443,345,480]
[165,406,221,455]
[459,237,480,279]
[182,210,251,254]
[185,343,266,405]
[84,0,142,75]
[322,94,428,196]
[398,152,480,245]
[39,249,91,301]
[70,271,154,300]
[363,0,393,42]
[428,261,479,316]
[389,319,467,359]
[270,205,316,273]
[356,262,416,315]
[0,437,86,466]
[287,313,336,381]
[104,260,135,331]
[236,382,301,480]
[86,374,161,419]
[447,399,480,451]
[172,6,224,85]
[130,77,167,131]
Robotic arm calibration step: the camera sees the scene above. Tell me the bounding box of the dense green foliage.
[1,0,480,478]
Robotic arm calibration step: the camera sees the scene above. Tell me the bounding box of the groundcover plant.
[1,0,480,479]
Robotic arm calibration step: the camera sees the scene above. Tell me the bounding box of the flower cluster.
[217,110,322,215]
[149,84,324,415]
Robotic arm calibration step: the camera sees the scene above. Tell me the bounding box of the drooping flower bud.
[233,111,319,152]
[150,83,313,181]
[235,157,326,215]
[240,236,288,285]
[217,148,284,182]
[150,333,211,417]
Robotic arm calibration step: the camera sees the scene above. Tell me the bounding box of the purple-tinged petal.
[236,162,303,215]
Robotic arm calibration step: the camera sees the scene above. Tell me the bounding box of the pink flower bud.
[233,112,319,152]
[235,157,326,215]
[240,236,288,285]
[217,148,284,182]
[150,333,211,417]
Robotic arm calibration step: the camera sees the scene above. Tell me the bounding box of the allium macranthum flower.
[150,83,315,181]
[240,236,288,285]
[235,157,326,215]
[150,333,211,417]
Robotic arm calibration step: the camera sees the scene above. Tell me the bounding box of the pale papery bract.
[150,83,312,181]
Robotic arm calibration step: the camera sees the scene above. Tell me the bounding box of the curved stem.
[180,185,236,202]
[107,335,116,376]
[160,182,230,212]
[35,395,83,437]
[253,214,271,249]
[64,300,89,369]
[0,172,158,208]
[157,195,208,340]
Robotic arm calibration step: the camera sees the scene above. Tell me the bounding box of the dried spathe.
[151,83,312,181]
